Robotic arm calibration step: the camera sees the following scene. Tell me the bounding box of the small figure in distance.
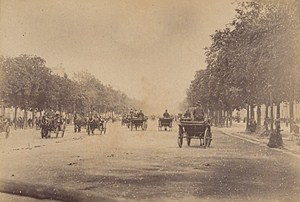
[193,101,205,121]
[163,109,170,118]
[46,106,55,118]
[183,109,191,119]
[136,109,145,119]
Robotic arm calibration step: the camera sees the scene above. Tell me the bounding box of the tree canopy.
[0,55,136,114]
[187,0,300,114]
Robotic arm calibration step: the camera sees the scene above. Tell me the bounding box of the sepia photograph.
[0,0,300,201]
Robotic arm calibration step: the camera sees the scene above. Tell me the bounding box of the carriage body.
[177,120,212,148]
[158,118,173,131]
[130,117,148,131]
[40,116,66,138]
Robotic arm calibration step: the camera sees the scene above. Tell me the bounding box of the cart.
[121,117,131,128]
[87,119,107,135]
[177,120,212,148]
[130,117,148,131]
[158,118,173,131]
[40,117,66,139]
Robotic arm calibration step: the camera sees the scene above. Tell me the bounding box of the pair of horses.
[74,115,106,135]
[40,116,66,138]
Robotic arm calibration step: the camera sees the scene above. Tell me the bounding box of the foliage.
[0,55,135,114]
[187,0,300,113]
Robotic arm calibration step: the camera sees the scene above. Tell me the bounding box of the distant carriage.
[74,115,86,133]
[158,117,173,131]
[121,116,130,128]
[177,120,212,148]
[130,117,148,131]
[0,118,10,138]
[40,116,66,138]
[86,118,107,135]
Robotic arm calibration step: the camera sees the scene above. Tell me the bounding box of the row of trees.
[187,0,300,131]
[0,54,138,123]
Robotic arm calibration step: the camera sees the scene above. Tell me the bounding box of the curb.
[216,129,300,159]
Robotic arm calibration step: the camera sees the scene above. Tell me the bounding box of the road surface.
[0,120,299,202]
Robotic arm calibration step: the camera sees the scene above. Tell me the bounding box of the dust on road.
[0,121,300,202]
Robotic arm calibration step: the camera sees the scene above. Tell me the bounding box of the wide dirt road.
[0,120,300,202]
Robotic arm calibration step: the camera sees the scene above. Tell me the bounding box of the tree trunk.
[246,104,250,131]
[265,104,269,131]
[229,110,233,127]
[270,103,274,131]
[225,111,229,128]
[250,104,255,121]
[24,109,28,129]
[276,103,280,119]
[219,110,222,127]
[257,105,261,126]
[289,101,294,133]
[14,107,18,129]
[32,110,35,126]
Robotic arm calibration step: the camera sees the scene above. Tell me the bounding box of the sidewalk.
[215,122,300,157]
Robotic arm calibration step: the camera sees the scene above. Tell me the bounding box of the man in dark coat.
[163,109,170,118]
[193,101,204,121]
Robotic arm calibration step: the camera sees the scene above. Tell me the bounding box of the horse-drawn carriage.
[86,117,107,135]
[130,117,148,131]
[121,116,131,128]
[0,118,10,138]
[40,116,66,138]
[177,120,212,148]
[74,115,86,133]
[158,117,173,131]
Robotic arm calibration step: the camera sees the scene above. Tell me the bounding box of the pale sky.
[0,0,236,114]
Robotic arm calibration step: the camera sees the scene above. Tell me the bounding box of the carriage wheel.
[61,123,66,138]
[44,129,49,139]
[56,127,59,138]
[87,125,91,135]
[178,128,183,148]
[187,138,191,146]
[203,128,210,148]
[5,125,10,138]
[178,137,183,148]
[41,127,45,138]
[205,129,212,147]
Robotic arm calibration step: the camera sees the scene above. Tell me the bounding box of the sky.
[0,0,237,114]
